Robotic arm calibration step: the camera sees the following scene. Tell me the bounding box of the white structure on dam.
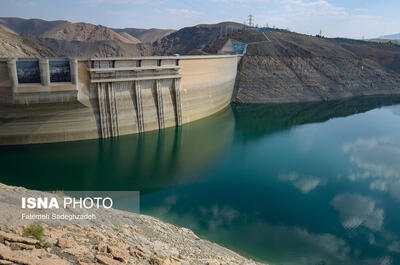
[0,55,242,145]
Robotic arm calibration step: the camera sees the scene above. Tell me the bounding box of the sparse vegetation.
[23,224,44,241]
[53,190,65,197]
[41,242,52,249]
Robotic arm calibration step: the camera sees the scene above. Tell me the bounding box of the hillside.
[152,22,243,55]
[0,17,152,57]
[113,28,175,43]
[369,38,400,46]
[30,38,152,57]
[0,27,56,57]
[204,29,400,103]
[0,27,151,58]
[0,17,140,43]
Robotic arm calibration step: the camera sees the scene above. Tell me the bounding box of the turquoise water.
[1,96,400,265]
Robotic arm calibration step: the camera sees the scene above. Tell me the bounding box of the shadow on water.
[0,106,235,193]
[233,95,400,142]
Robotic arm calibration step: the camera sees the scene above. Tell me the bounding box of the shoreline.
[0,183,266,265]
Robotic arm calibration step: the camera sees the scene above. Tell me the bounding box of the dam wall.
[0,55,241,145]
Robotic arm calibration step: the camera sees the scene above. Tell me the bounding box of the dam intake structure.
[0,54,242,145]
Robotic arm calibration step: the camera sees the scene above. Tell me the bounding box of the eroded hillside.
[0,17,149,57]
[205,29,400,103]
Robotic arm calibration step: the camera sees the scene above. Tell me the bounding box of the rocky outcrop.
[0,183,264,265]
[152,22,243,55]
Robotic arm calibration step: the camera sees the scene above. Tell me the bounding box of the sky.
[1,0,399,39]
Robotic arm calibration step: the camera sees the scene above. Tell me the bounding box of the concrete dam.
[0,54,242,145]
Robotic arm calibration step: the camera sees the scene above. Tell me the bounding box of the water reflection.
[144,193,393,265]
[0,107,235,193]
[332,193,384,231]
[278,172,325,194]
[233,95,400,141]
[1,96,400,264]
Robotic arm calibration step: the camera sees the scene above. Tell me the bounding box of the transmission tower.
[248,14,254,27]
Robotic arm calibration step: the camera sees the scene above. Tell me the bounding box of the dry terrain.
[113,28,176,43]
[0,17,150,57]
[0,183,264,265]
[205,29,400,103]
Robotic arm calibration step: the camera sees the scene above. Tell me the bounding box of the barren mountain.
[0,17,151,57]
[0,27,56,57]
[113,28,175,43]
[32,38,152,57]
[0,17,140,43]
[204,29,400,103]
[152,22,243,55]
[0,27,150,58]
[41,23,141,43]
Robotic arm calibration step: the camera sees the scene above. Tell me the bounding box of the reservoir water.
[1,96,400,265]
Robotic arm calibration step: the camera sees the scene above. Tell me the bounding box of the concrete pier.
[69,59,78,91]
[174,78,182,126]
[6,58,18,94]
[134,80,144,133]
[155,80,165,129]
[39,59,50,90]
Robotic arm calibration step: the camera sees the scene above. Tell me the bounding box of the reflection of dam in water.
[1,95,399,193]
[0,107,234,193]
[0,55,241,145]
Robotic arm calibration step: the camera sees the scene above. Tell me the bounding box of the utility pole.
[248,14,254,27]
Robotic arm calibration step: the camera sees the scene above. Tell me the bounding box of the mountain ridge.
[0,17,140,44]
[379,33,400,40]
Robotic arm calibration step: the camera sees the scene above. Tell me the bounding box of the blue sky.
[1,0,399,39]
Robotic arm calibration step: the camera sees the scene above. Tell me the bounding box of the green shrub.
[23,224,44,241]
[41,242,52,249]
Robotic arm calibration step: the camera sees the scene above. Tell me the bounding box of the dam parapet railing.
[0,54,242,145]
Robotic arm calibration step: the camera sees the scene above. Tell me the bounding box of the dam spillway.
[0,55,242,145]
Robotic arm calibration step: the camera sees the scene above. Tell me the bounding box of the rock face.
[222,30,400,103]
[0,183,264,265]
[152,22,243,55]
[113,28,176,43]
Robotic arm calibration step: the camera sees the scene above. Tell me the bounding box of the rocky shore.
[0,183,264,265]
